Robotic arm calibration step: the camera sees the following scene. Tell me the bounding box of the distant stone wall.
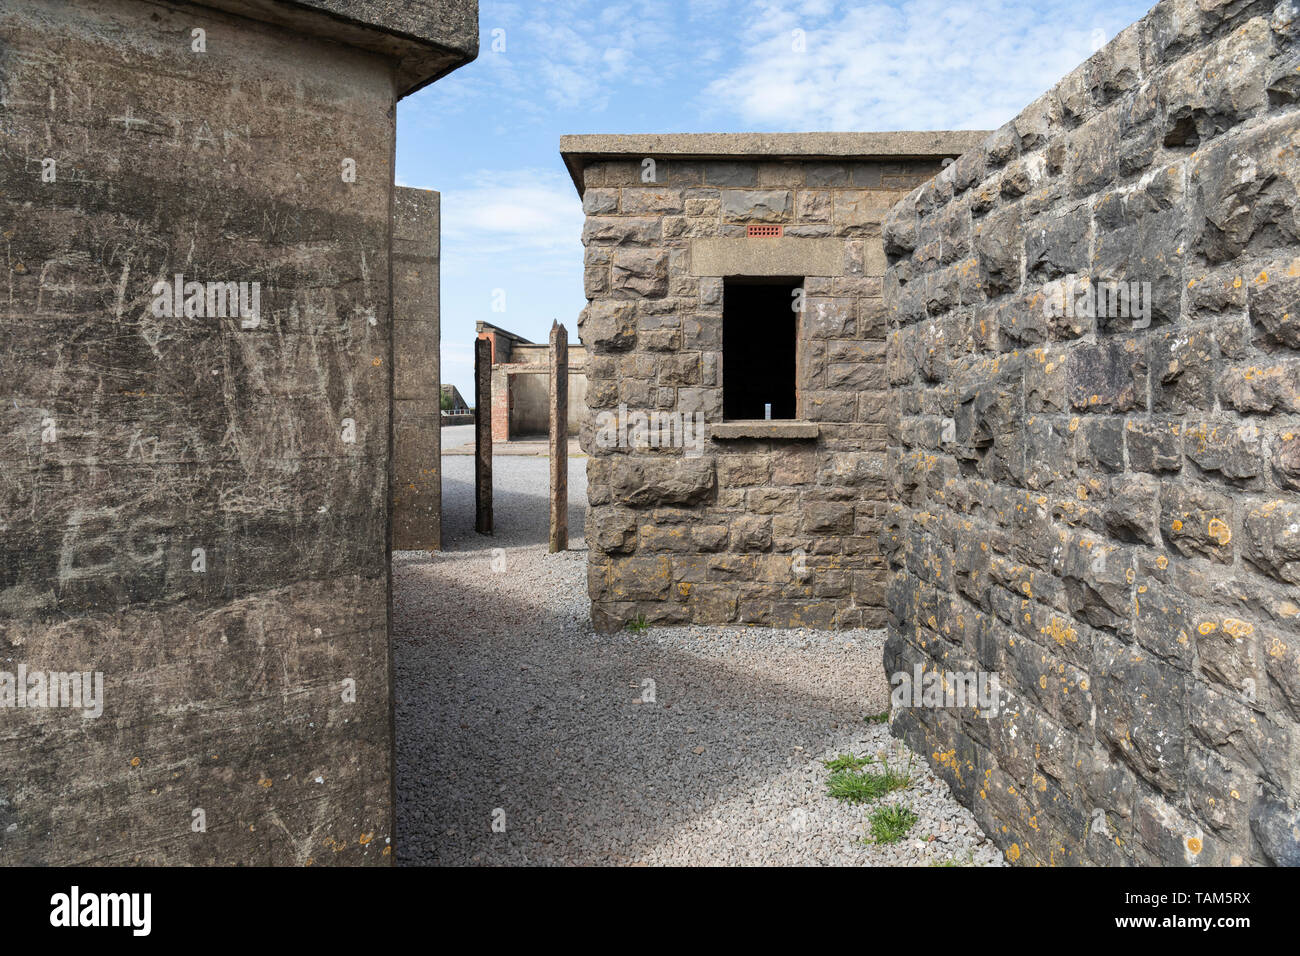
[883,0,1300,865]
[485,341,588,440]
[393,187,441,550]
[578,154,950,632]
[0,0,473,864]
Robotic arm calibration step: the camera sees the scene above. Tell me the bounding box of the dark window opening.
[722,278,800,421]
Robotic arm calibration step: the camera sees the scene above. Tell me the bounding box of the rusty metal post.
[475,335,493,535]
[549,320,568,552]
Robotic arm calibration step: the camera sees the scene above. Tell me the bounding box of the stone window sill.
[709,421,819,440]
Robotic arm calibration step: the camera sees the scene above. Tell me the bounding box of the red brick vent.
[746,224,783,238]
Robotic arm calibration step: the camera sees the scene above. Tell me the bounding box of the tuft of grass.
[825,751,913,804]
[863,710,890,724]
[866,803,918,844]
[931,849,977,867]
[626,614,649,633]
[822,752,874,772]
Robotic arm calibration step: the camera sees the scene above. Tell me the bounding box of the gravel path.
[393,453,1002,866]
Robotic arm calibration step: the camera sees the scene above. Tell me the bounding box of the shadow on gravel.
[392,559,888,866]
[437,467,587,551]
[394,453,886,864]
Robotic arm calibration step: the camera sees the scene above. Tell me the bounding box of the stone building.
[476,320,589,439]
[884,0,1300,865]
[562,133,986,632]
[0,0,473,864]
[441,384,471,415]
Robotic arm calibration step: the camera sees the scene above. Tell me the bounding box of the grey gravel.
[394,453,1002,866]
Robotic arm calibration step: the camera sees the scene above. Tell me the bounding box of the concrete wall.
[0,0,473,864]
[393,188,441,550]
[573,148,971,632]
[488,343,588,440]
[883,0,1300,865]
[509,369,551,436]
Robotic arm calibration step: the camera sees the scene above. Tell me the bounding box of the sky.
[395,0,1154,402]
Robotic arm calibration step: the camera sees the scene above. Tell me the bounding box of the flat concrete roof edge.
[560,131,991,194]
[195,0,479,97]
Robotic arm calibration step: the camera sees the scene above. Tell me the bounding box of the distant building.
[476,320,588,440]
[562,131,986,632]
[441,383,471,414]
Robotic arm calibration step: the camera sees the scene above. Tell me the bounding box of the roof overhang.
[559,131,992,196]
[192,0,479,97]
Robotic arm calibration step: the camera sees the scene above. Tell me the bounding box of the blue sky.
[396,0,1154,402]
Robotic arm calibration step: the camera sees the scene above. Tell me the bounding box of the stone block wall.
[883,0,1300,865]
[0,0,473,863]
[577,155,949,632]
[393,187,441,551]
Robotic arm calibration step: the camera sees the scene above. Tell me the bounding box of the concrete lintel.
[559,130,991,195]
[689,237,845,278]
[710,421,820,440]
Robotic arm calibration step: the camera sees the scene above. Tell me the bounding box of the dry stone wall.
[579,155,946,632]
[883,0,1300,865]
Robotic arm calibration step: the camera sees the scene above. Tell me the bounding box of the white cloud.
[440,340,476,385]
[700,0,1126,132]
[438,168,584,280]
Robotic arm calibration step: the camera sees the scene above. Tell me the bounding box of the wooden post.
[549,320,568,553]
[475,335,493,535]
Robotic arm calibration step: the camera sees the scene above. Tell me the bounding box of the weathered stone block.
[1160,483,1234,563]
[621,187,686,215]
[612,457,716,508]
[579,301,637,352]
[610,249,669,298]
[720,189,792,222]
[1067,339,1148,413]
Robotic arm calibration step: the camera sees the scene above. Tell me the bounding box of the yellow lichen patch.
[1156,555,1169,570]
[1207,518,1231,546]
[1222,618,1254,640]
[1197,621,1217,635]
[1267,636,1289,658]
[1171,519,1183,532]
[1186,836,1203,855]
[1042,617,1077,647]
[359,833,372,845]
[1007,843,1021,862]
[259,777,273,788]
[130,757,141,767]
